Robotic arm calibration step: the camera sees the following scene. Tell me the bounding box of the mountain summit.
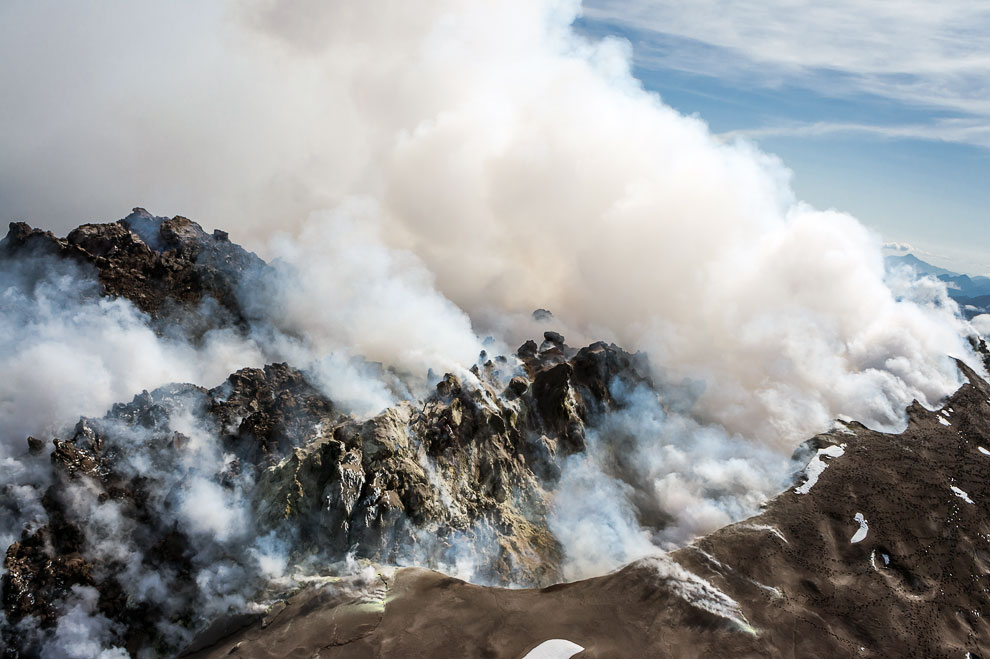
[1,216,989,657]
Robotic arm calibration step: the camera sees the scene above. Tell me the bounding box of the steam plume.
[0,0,975,443]
[0,0,985,652]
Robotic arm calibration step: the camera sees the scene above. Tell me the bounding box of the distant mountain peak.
[885,252,958,278]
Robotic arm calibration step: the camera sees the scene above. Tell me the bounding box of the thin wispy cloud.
[582,0,990,146]
[718,118,990,149]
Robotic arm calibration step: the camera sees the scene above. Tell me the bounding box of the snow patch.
[795,444,846,495]
[742,524,788,544]
[978,447,990,457]
[831,419,855,436]
[750,579,782,598]
[938,417,951,427]
[951,486,974,504]
[521,639,585,659]
[850,513,869,543]
[696,548,729,571]
[640,555,755,633]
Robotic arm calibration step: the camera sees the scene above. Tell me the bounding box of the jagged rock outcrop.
[0,213,660,656]
[252,338,651,586]
[1,362,343,655]
[185,361,990,658]
[0,209,265,332]
[1,335,651,655]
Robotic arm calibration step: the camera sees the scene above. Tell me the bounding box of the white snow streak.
[951,486,974,504]
[795,444,846,495]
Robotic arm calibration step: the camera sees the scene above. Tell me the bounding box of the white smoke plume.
[0,254,266,563]
[971,314,990,337]
[42,586,128,659]
[550,379,792,579]
[0,257,265,444]
[1,0,975,443]
[256,199,485,397]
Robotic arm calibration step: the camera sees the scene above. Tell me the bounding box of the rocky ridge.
[0,213,655,654]
[1,208,265,335]
[185,359,990,658]
[1,334,651,655]
[3,215,989,657]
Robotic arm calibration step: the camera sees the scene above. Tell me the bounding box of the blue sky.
[577,0,990,274]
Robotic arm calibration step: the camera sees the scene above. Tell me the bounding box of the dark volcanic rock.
[520,338,651,455]
[542,330,564,346]
[0,364,338,654]
[2,526,94,629]
[0,212,662,655]
[516,339,539,359]
[209,362,339,463]
[530,363,585,452]
[2,333,653,654]
[0,209,266,333]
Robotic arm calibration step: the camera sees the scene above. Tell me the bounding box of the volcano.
[1,213,988,658]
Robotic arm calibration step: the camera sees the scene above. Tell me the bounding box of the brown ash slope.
[186,359,990,659]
